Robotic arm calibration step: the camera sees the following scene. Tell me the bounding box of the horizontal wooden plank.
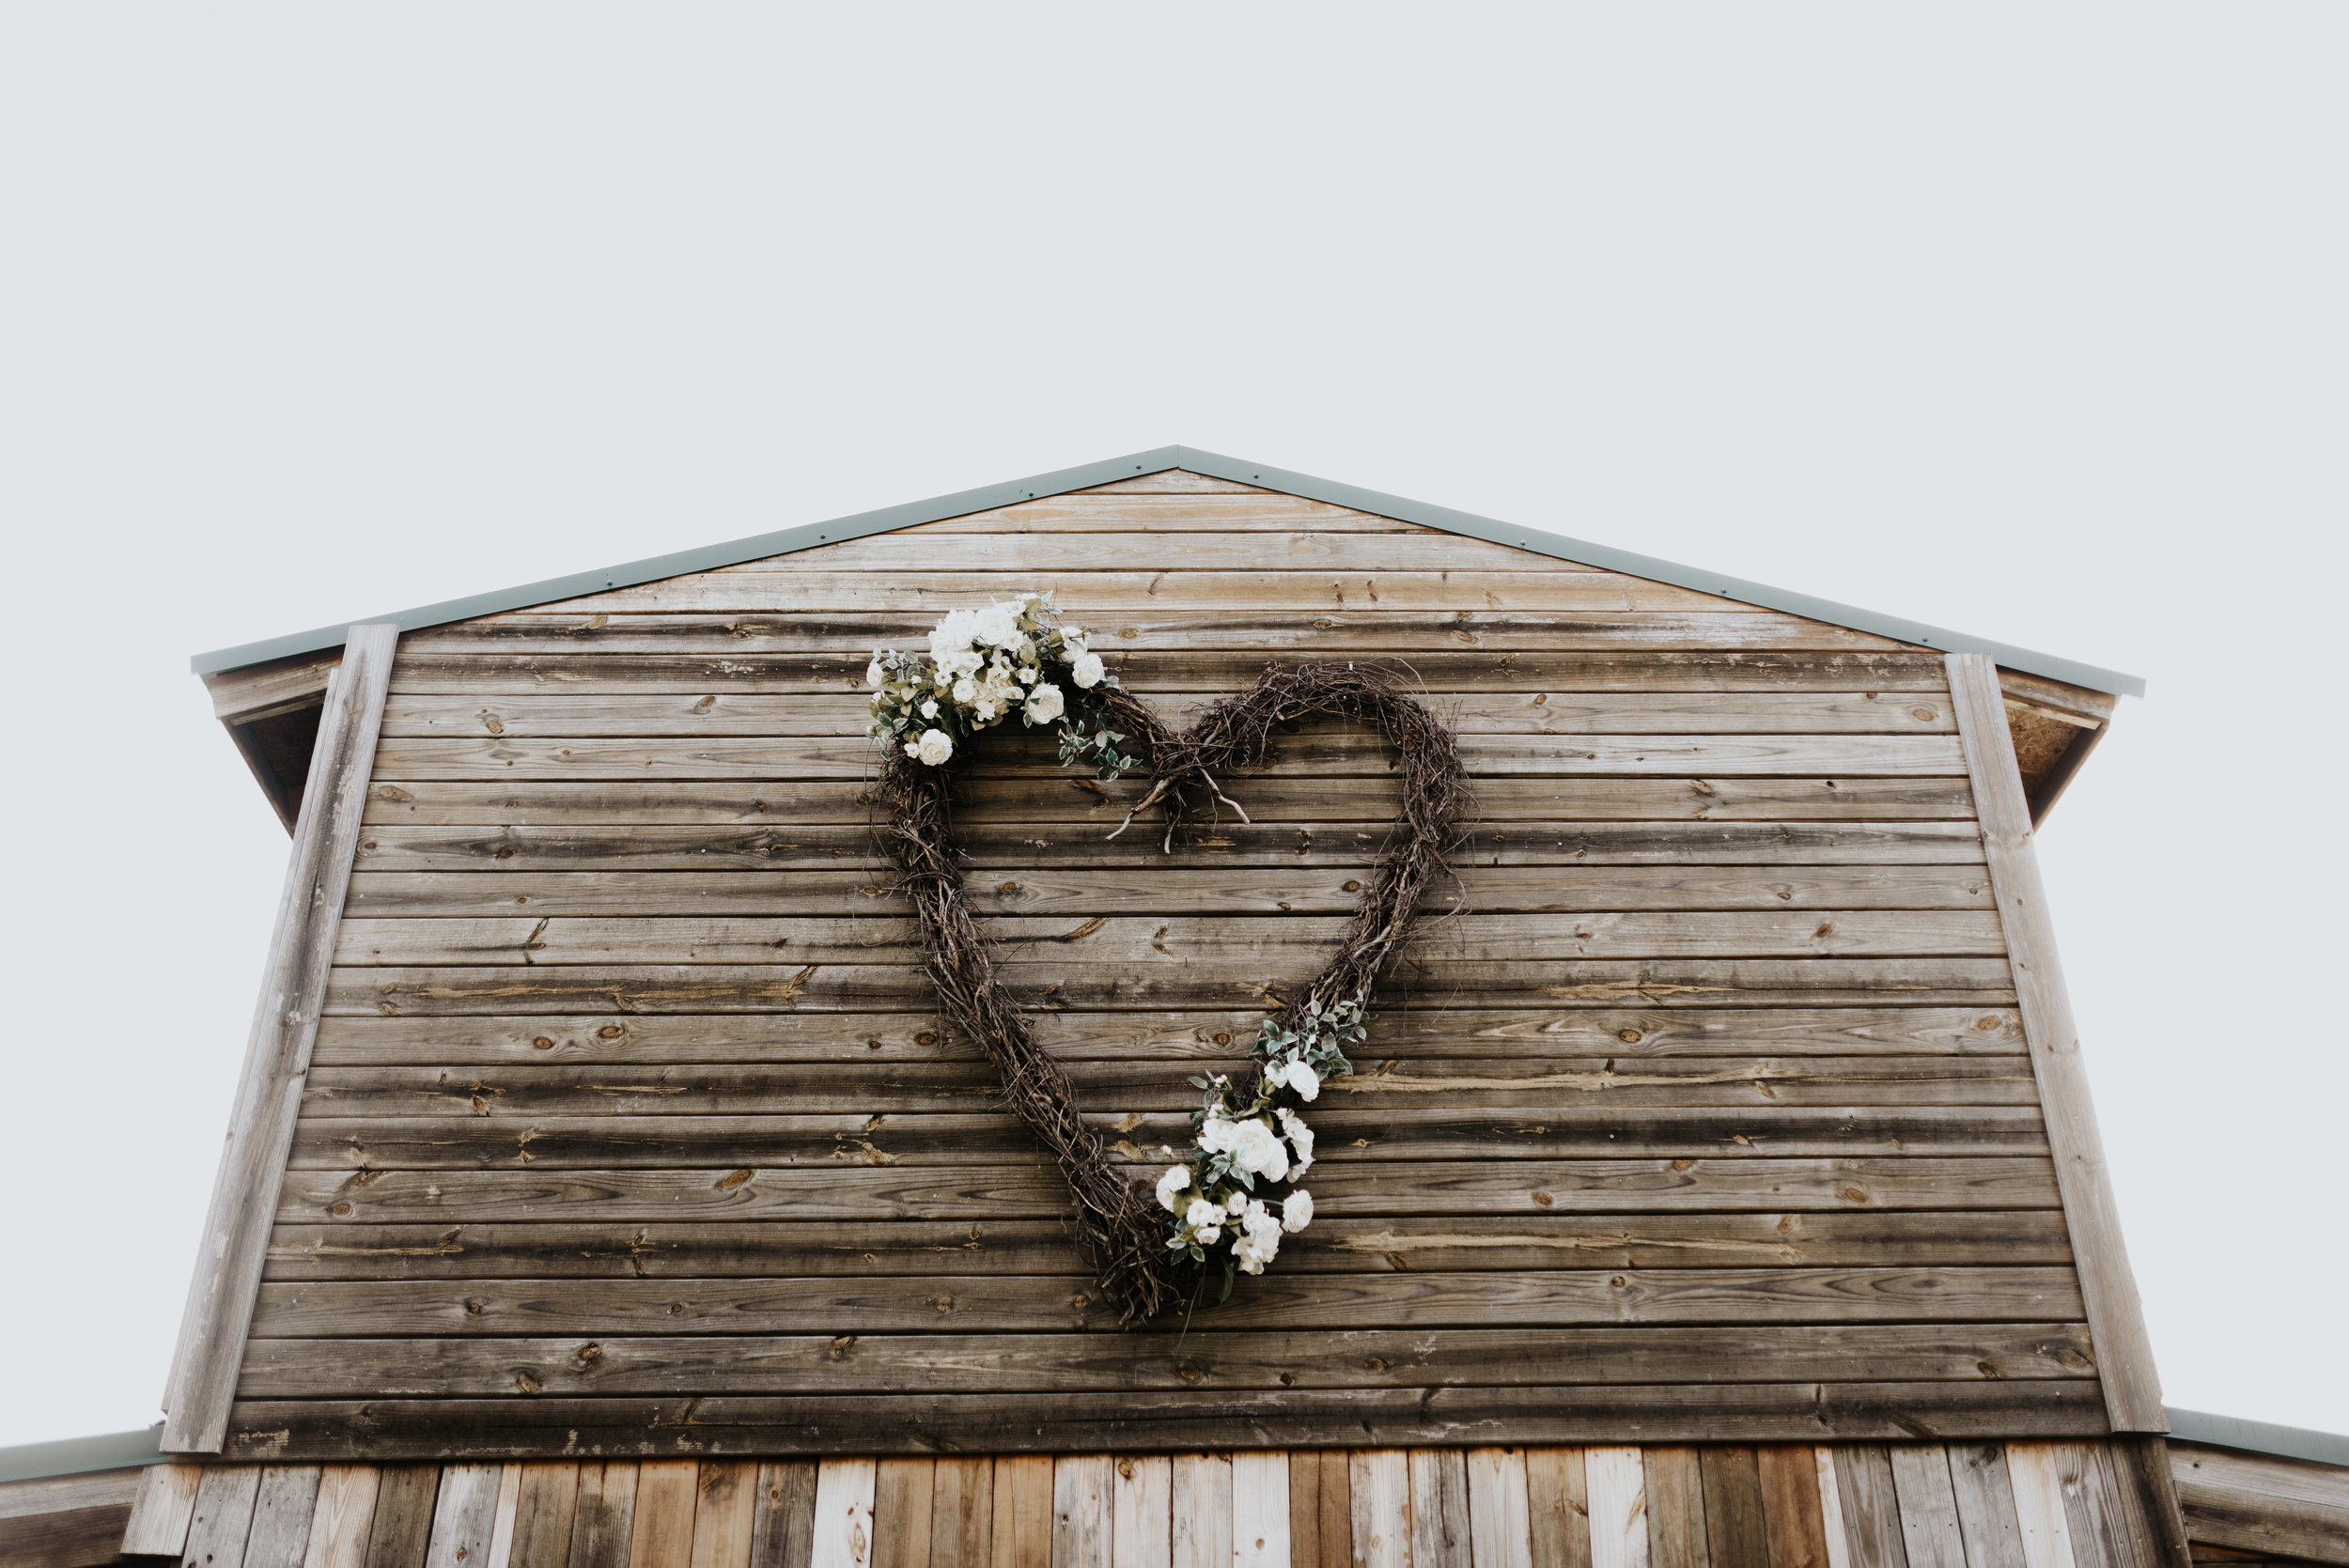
[309,1005,2026,1065]
[206,649,341,722]
[352,818,1987,867]
[301,1054,2038,1118]
[378,687,1955,735]
[368,733,1969,782]
[276,1157,2063,1223]
[926,489,1403,525]
[405,615,1912,662]
[331,910,2009,967]
[343,864,1996,919]
[244,1266,2085,1337]
[755,532,1657,574]
[528,571,1749,616]
[2170,1443,2349,1566]
[386,649,1952,696]
[261,1209,2076,1281]
[215,1383,2113,1461]
[286,1105,2051,1169]
[328,957,2020,1015]
[362,775,1975,826]
[1055,472,1283,496]
[235,1322,2098,1399]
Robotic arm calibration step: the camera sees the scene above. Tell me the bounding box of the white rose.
[1184,1197,1225,1230]
[903,740,921,758]
[1019,666,1037,686]
[1228,1117,1290,1182]
[1276,1107,1315,1172]
[1025,684,1065,723]
[866,657,887,688]
[1156,1166,1191,1212]
[952,677,976,704]
[1273,1058,1320,1101]
[1281,1189,1314,1233]
[1069,651,1106,689]
[916,729,954,766]
[1196,1114,1239,1156]
[1062,626,1087,651]
[972,604,1019,647]
[1193,1225,1221,1246]
[920,700,939,719]
[928,611,980,660]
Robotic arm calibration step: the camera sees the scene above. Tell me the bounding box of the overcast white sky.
[2,7,2342,1452]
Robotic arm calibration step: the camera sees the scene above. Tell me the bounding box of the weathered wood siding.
[65,1443,2209,1568]
[227,473,2100,1457]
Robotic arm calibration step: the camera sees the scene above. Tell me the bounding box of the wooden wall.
[225,471,2101,1458]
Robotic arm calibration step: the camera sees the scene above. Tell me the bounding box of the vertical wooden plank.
[1580,1449,1646,1568]
[1947,652,2164,1433]
[1308,1455,1349,1568]
[1697,1451,1766,1568]
[695,1464,762,1568]
[752,1463,819,1568]
[2101,1442,2187,1568]
[1408,1451,1470,1568]
[1886,1450,1965,1568]
[1053,1457,1112,1568]
[1172,1456,1231,1568]
[1638,1450,1703,1568]
[933,1460,994,1568]
[248,1467,328,1568]
[1465,1451,1532,1568]
[486,1467,523,1568]
[1940,1447,2023,1568]
[631,1463,702,1568]
[506,1466,582,1568]
[1999,1447,2076,1568]
[125,1464,207,1558]
[1232,1453,1290,1568]
[163,623,401,1453]
[1289,1455,1324,1568]
[569,1464,641,1568]
[306,1467,383,1568]
[1346,1452,1408,1568]
[1755,1448,1828,1568]
[366,1466,444,1568]
[879,1461,940,1568]
[1525,1451,1590,1568]
[182,1464,262,1568]
[1112,1458,1170,1568]
[428,1465,506,1568]
[1812,1452,1852,1568]
[991,1458,1053,1568]
[2049,1444,2178,1568]
[1831,1448,1909,1568]
[812,1461,879,1568]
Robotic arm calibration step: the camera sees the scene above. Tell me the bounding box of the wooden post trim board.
[1946,653,2165,1433]
[162,623,401,1453]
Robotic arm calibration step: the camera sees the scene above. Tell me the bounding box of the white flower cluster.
[865,593,1130,777]
[1155,992,1366,1289]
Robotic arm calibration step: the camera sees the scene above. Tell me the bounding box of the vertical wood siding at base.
[77,1446,2224,1568]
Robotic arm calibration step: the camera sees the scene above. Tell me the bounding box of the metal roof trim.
[2167,1406,2349,1469]
[0,1423,164,1485]
[190,442,2143,697]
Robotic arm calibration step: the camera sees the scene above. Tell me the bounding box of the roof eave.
[190,443,2144,699]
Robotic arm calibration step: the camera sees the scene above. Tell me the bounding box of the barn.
[5,447,2344,1567]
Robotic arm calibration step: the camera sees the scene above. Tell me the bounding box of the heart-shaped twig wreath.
[866,595,1470,1325]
